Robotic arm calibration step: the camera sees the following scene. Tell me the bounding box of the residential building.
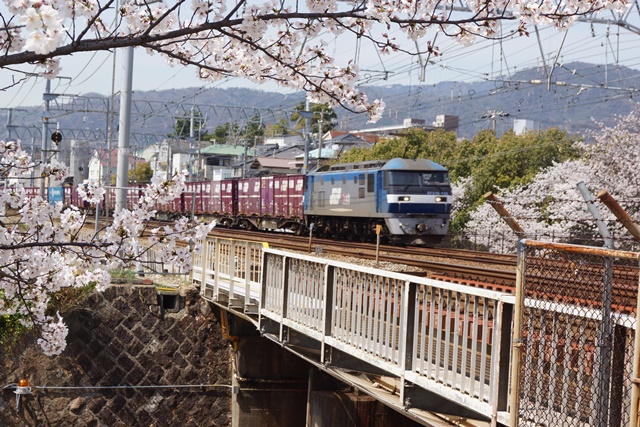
[87,149,145,185]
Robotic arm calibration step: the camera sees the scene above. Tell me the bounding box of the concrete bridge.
[189,237,640,427]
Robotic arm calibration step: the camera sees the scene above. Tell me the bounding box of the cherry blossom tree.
[462,104,640,253]
[0,0,634,354]
[0,141,213,355]
[0,0,632,119]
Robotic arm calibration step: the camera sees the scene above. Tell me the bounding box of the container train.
[32,158,453,245]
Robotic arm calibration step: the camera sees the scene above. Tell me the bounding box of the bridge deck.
[188,237,639,427]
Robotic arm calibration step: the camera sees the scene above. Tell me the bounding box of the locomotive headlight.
[398,196,410,202]
[435,196,447,202]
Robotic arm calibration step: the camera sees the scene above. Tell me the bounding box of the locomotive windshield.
[384,171,450,193]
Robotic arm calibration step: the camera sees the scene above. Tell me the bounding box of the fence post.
[321,265,334,364]
[280,256,290,343]
[399,281,416,410]
[595,258,613,427]
[213,238,221,301]
[199,237,209,295]
[244,241,251,309]
[508,239,527,427]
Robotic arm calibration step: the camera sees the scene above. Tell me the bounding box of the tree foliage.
[128,161,153,183]
[464,103,640,252]
[267,102,337,137]
[291,102,338,134]
[169,112,209,140]
[207,114,265,144]
[209,122,241,144]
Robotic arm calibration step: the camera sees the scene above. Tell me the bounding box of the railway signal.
[51,131,63,145]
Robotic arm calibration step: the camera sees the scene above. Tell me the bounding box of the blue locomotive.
[304,158,452,245]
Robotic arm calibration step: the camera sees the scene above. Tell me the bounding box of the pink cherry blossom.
[0,140,214,355]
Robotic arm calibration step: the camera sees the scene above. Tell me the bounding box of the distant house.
[197,144,256,179]
[264,135,304,148]
[298,133,371,167]
[324,130,380,145]
[249,157,300,175]
[272,144,305,160]
[145,141,192,181]
[88,149,145,185]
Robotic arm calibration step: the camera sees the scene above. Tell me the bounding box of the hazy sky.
[2,16,640,110]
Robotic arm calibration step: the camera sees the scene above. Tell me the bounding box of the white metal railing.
[258,247,515,424]
[190,237,640,427]
[191,237,515,424]
[191,237,265,313]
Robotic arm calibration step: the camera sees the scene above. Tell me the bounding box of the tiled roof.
[252,157,299,169]
[198,144,255,156]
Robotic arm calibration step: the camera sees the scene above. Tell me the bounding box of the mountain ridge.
[4,61,639,143]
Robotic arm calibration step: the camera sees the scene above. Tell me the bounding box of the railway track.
[209,228,519,289]
[208,229,640,314]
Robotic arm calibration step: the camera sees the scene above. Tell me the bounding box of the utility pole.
[189,107,195,181]
[483,192,526,238]
[300,99,313,174]
[317,112,324,169]
[39,80,52,199]
[304,99,310,174]
[115,46,134,213]
[242,139,247,179]
[5,109,13,141]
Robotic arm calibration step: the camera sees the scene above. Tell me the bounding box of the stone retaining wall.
[0,284,231,426]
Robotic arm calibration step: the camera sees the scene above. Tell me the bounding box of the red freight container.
[196,181,206,213]
[63,187,73,205]
[66,187,85,209]
[182,182,193,214]
[196,182,205,213]
[289,175,304,217]
[273,175,305,218]
[24,186,39,201]
[260,176,274,217]
[210,181,222,213]
[273,176,288,217]
[238,177,261,216]
[183,181,207,214]
[220,179,237,216]
[131,185,144,210]
[199,181,212,213]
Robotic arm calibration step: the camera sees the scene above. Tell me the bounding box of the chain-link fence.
[512,240,639,427]
[445,231,640,255]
